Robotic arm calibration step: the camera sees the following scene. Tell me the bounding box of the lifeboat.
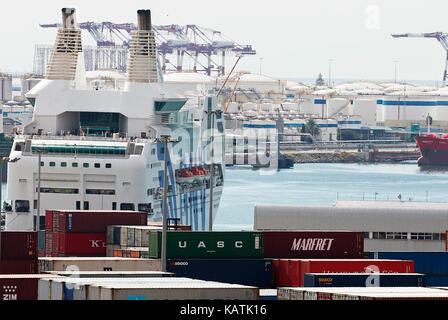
[177,169,195,183]
[192,167,206,181]
[198,166,210,180]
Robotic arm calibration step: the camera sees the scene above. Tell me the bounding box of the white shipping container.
[120,227,128,247]
[45,270,174,278]
[134,228,142,247]
[127,228,135,247]
[38,257,162,272]
[93,279,259,300]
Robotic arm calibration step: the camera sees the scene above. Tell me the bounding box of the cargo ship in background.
[4,8,225,231]
[414,134,448,166]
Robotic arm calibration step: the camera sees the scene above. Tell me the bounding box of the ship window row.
[41,162,112,168]
[75,201,152,213]
[35,188,116,195]
[31,145,126,155]
[367,232,446,241]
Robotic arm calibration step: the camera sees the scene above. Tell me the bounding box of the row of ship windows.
[364,232,447,241]
[14,200,152,213]
[40,162,112,168]
[35,188,115,195]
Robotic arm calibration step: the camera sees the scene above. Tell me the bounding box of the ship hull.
[415,135,448,166]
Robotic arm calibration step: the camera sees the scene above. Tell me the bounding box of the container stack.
[277,287,448,300]
[106,225,162,258]
[368,252,448,287]
[38,276,259,300]
[0,231,39,274]
[45,210,147,257]
[148,230,273,288]
[273,259,415,287]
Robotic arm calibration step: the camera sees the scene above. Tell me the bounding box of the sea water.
[213,162,448,230]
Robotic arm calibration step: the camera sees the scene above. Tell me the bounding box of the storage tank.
[435,97,448,122]
[0,76,12,102]
[353,98,377,126]
[298,96,314,115]
[381,96,436,123]
[21,78,42,98]
[241,102,258,112]
[326,98,350,118]
[225,102,239,113]
[163,72,216,95]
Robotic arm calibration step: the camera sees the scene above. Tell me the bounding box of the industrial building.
[254,200,448,252]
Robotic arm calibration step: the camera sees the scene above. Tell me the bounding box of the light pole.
[34,148,47,232]
[328,59,334,87]
[204,110,222,231]
[154,134,178,272]
[393,60,399,84]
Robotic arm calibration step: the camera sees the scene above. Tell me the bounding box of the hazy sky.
[1,0,448,82]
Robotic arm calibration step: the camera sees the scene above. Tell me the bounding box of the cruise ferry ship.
[5,8,225,231]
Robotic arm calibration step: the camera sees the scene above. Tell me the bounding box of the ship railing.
[16,134,155,144]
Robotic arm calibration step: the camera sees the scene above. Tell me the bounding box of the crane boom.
[391,32,448,85]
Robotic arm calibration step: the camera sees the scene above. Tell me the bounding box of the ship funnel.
[137,9,151,31]
[61,8,76,29]
[45,8,83,81]
[127,9,160,83]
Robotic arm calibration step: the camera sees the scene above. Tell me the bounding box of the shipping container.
[0,275,62,300]
[263,231,364,258]
[273,259,414,287]
[259,289,277,300]
[45,210,53,231]
[167,259,273,288]
[149,231,263,259]
[0,231,38,260]
[58,233,107,256]
[0,260,39,274]
[50,210,147,233]
[44,270,174,278]
[38,231,45,252]
[91,278,259,300]
[425,276,448,287]
[38,257,162,272]
[368,252,448,276]
[303,273,425,287]
[39,276,180,300]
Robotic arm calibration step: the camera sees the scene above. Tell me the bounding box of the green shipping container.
[148,231,264,259]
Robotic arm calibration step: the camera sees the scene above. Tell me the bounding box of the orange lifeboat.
[177,169,195,183]
[192,167,206,181]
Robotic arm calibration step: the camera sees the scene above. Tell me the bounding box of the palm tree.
[300,119,321,143]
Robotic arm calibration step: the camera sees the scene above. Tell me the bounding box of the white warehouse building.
[254,200,448,252]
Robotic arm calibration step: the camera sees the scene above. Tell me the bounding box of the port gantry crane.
[39,21,256,76]
[391,32,448,86]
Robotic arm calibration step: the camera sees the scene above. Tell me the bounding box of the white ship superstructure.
[5,8,225,231]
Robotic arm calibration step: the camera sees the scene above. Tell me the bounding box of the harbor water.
[213,162,448,230]
[3,161,448,231]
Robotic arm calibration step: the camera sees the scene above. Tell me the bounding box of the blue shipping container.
[303,273,426,287]
[425,276,448,287]
[38,231,45,251]
[113,226,121,246]
[367,252,448,275]
[167,259,273,288]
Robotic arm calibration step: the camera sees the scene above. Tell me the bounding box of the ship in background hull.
[414,135,448,166]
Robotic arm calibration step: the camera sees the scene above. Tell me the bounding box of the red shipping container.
[45,210,53,231]
[58,233,107,256]
[263,231,364,258]
[274,259,415,287]
[0,275,61,300]
[0,260,38,274]
[0,231,38,260]
[52,210,147,233]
